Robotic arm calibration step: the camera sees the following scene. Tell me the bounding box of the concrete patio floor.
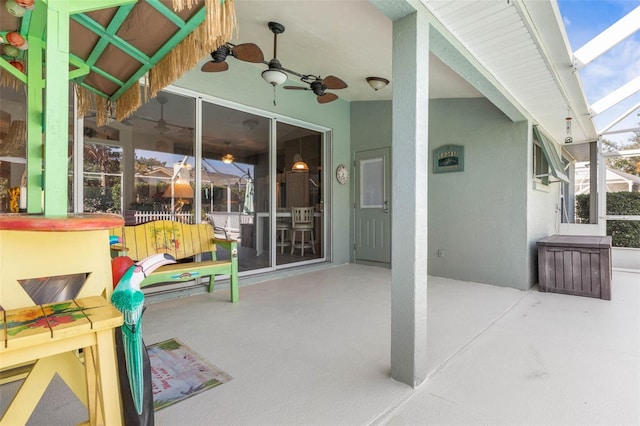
[2,264,638,425]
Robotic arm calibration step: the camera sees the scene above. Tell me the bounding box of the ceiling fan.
[201,21,348,104]
[284,75,348,104]
[261,22,348,103]
[200,43,264,72]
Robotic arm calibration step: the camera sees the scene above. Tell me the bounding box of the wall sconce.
[366,77,389,91]
[0,120,27,163]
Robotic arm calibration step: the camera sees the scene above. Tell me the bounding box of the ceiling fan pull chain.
[273,85,277,106]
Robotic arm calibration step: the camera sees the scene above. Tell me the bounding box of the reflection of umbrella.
[243,179,254,214]
[111,254,176,414]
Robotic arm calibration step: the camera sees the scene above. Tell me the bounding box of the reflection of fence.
[129,210,253,241]
[134,211,194,224]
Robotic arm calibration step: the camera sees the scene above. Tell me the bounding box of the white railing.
[132,210,253,241]
[134,211,194,224]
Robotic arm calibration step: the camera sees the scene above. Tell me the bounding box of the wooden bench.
[110,220,239,302]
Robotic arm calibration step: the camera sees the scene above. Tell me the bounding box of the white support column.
[390,10,430,387]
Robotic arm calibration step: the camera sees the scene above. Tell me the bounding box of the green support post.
[43,0,70,216]
[26,37,44,213]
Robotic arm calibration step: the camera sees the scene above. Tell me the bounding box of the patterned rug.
[147,338,232,411]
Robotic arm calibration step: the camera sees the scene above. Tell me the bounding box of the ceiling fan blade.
[232,43,264,63]
[283,86,309,90]
[317,93,338,104]
[201,61,229,72]
[322,75,348,90]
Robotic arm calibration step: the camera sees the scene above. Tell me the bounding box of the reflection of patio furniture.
[276,219,292,254]
[291,207,316,256]
[254,211,322,256]
[240,223,255,248]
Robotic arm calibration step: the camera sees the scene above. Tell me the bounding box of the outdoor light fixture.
[291,137,309,172]
[565,108,573,144]
[262,22,288,87]
[366,77,390,91]
[262,59,288,86]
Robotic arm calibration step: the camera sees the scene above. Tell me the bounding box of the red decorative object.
[17,0,35,7]
[112,256,135,288]
[9,60,24,72]
[6,31,26,48]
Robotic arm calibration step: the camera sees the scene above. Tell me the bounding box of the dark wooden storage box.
[537,235,612,300]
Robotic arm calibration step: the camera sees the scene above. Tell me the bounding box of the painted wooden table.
[0,297,123,425]
[0,213,125,425]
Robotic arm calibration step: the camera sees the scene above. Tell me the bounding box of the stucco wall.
[352,98,533,289]
[428,98,530,289]
[173,60,352,265]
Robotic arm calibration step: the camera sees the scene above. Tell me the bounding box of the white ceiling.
[230,0,483,102]
[228,0,596,147]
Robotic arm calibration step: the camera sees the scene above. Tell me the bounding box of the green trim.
[109,7,205,101]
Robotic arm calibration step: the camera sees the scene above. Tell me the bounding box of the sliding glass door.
[79,86,327,278]
[201,101,271,271]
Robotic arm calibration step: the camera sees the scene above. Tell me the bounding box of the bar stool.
[276,218,291,254]
[290,206,315,256]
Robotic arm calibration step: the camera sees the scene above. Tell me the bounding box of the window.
[532,126,569,185]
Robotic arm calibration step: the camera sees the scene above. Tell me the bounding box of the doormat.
[147,338,233,411]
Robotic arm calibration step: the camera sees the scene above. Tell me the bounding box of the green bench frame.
[110,220,238,302]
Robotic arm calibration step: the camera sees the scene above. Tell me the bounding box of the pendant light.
[292,137,308,172]
[222,141,235,164]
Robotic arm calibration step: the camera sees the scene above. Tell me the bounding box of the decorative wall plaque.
[433,144,464,173]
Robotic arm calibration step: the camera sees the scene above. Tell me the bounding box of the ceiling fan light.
[262,68,288,86]
[221,153,235,164]
[292,160,309,172]
[366,76,390,91]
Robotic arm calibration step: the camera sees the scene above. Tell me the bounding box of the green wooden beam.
[71,14,151,65]
[64,0,136,14]
[110,6,205,101]
[0,56,27,83]
[77,81,110,99]
[68,54,90,79]
[73,3,135,88]
[26,36,44,213]
[43,0,70,216]
[147,0,188,28]
[88,64,125,86]
[28,0,47,39]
